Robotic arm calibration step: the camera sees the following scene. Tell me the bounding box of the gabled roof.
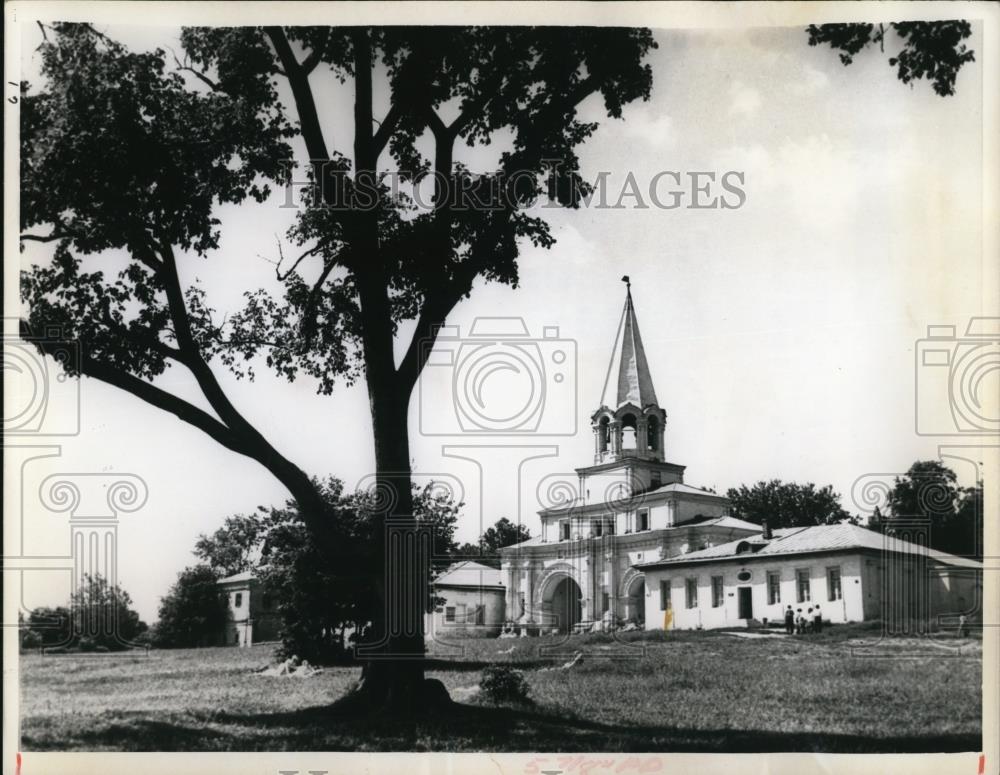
[217,571,255,585]
[433,561,504,588]
[600,282,659,410]
[637,523,982,569]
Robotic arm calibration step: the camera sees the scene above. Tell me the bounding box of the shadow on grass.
[23,699,981,753]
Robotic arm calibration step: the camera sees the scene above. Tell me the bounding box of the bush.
[21,630,43,650]
[479,664,531,705]
[78,636,97,652]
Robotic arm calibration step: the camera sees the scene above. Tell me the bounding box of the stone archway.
[621,568,646,626]
[536,567,584,634]
[548,576,583,633]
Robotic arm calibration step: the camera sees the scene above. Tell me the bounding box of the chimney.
[761,519,772,540]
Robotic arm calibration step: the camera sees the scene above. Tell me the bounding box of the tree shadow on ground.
[22,700,981,753]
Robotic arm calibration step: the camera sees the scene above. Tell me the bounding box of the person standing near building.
[784,605,795,635]
[813,605,823,634]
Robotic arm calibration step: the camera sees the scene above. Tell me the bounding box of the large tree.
[19,21,973,707]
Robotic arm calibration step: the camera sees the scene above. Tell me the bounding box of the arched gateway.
[539,572,583,633]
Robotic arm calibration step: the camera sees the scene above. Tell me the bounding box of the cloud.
[729,81,762,116]
[622,109,676,150]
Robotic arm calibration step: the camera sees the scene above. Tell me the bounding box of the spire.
[600,277,659,409]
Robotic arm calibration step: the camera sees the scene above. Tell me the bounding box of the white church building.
[499,282,762,634]
[499,282,982,635]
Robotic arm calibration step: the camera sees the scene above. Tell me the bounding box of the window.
[638,509,649,531]
[593,520,603,537]
[827,567,842,601]
[796,569,811,603]
[475,605,485,625]
[606,518,615,535]
[445,606,456,623]
[767,572,781,605]
[234,592,243,608]
[711,576,724,608]
[560,521,570,541]
[602,591,610,613]
[685,577,698,609]
[660,580,672,611]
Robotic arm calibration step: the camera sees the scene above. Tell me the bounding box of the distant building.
[638,522,982,631]
[427,561,506,637]
[217,571,281,647]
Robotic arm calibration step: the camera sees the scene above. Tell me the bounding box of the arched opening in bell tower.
[621,413,638,451]
[646,415,659,451]
[598,416,610,453]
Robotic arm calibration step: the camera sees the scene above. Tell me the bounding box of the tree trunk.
[350,389,438,711]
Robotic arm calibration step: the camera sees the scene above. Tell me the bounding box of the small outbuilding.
[428,560,506,637]
[217,571,281,647]
[637,522,981,632]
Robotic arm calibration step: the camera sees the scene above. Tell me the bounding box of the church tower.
[579,277,684,501]
[591,277,667,464]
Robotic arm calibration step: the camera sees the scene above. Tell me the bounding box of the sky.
[9,21,990,622]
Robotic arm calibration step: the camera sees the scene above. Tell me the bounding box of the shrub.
[20,630,42,650]
[479,664,531,704]
[78,636,97,652]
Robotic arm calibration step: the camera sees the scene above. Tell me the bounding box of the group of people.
[784,604,823,635]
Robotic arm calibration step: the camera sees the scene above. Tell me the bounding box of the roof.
[433,561,504,588]
[538,481,726,518]
[500,514,761,552]
[637,523,982,570]
[645,482,725,498]
[217,571,255,585]
[600,283,659,409]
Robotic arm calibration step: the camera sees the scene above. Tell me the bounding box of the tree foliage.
[876,460,982,559]
[807,21,975,96]
[726,480,855,529]
[452,517,531,567]
[194,477,461,662]
[154,564,229,648]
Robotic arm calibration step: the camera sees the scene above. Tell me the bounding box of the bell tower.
[591,277,667,464]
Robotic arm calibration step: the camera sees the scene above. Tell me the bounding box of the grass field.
[19,624,982,752]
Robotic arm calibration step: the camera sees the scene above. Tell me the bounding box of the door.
[738,587,753,620]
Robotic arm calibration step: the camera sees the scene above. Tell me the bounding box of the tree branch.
[372,102,403,159]
[264,26,331,163]
[300,28,332,75]
[21,319,246,455]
